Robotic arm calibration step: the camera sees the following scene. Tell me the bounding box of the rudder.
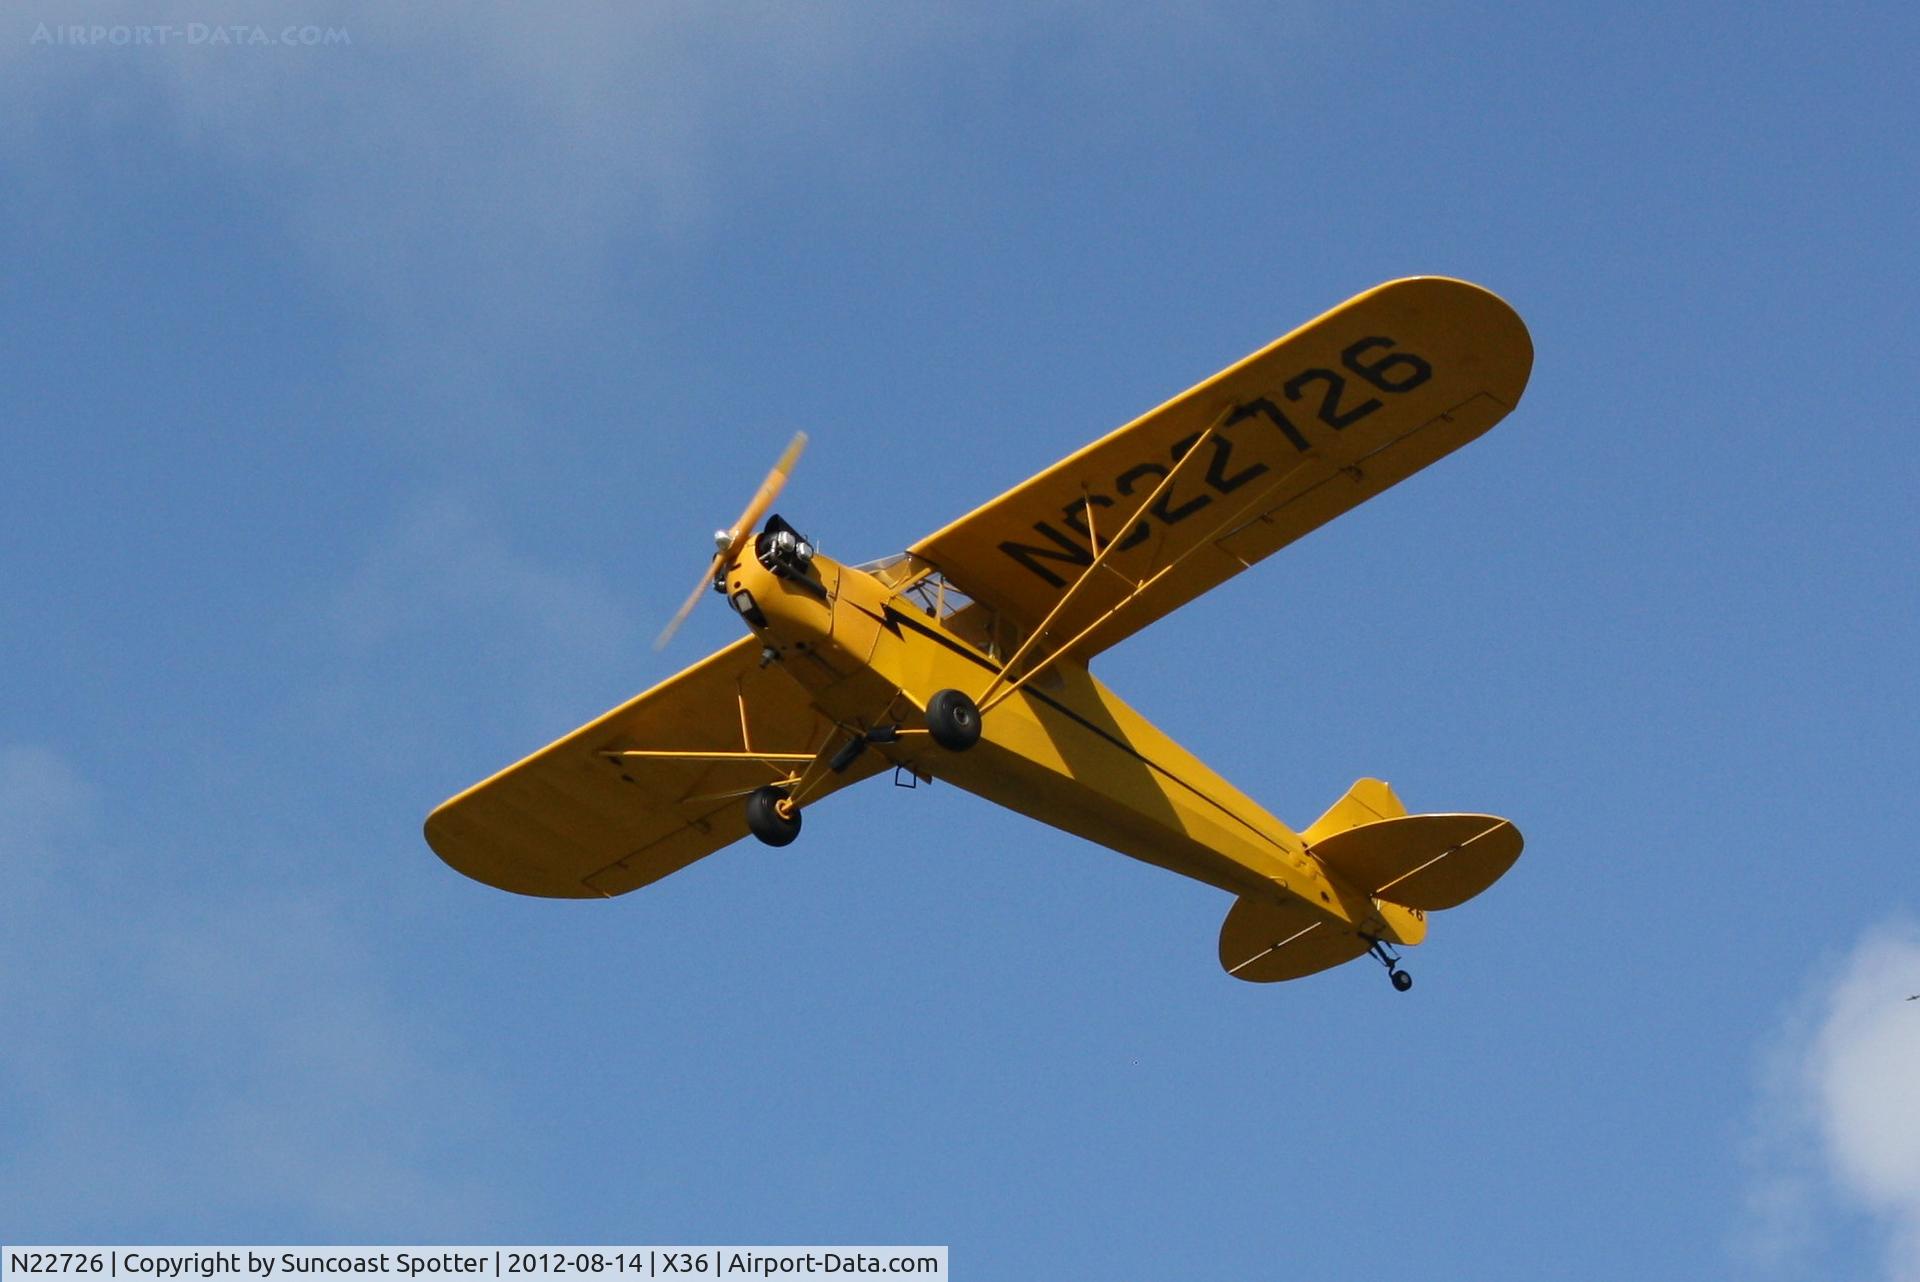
[1301,777,1408,846]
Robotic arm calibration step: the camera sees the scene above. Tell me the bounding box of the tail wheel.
[925,689,982,751]
[745,785,801,847]
[1364,934,1415,993]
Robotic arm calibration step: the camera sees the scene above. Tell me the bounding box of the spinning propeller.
[654,431,808,651]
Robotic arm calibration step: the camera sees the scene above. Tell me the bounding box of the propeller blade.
[719,430,808,566]
[654,552,725,651]
[652,431,808,652]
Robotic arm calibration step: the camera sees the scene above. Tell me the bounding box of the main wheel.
[1390,968,1414,992]
[745,785,801,847]
[925,689,983,751]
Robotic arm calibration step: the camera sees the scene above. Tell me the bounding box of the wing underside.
[425,636,881,898]
[908,277,1533,660]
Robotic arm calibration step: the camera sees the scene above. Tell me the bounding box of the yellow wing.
[424,636,882,898]
[909,277,1533,660]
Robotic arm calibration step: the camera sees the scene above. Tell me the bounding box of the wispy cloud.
[313,488,641,780]
[1739,919,1920,1280]
[0,1,959,395]
[0,743,94,894]
[0,743,502,1235]
[1,2,1265,365]
[330,489,624,654]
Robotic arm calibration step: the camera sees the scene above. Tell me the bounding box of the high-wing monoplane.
[425,277,1534,989]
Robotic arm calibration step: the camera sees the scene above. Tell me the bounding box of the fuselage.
[724,535,1422,947]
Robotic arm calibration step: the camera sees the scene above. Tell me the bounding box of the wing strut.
[975,427,1314,715]
[977,406,1233,710]
[769,705,930,816]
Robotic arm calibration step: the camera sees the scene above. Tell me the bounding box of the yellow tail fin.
[1216,781,1523,983]
[1301,777,1408,845]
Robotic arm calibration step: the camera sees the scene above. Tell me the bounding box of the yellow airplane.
[425,277,1533,991]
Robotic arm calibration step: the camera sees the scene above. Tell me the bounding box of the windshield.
[856,554,1039,663]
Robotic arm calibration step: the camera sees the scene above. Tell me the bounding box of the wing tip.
[422,796,605,899]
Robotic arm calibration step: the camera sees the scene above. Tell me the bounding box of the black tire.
[745,786,801,847]
[926,689,982,751]
[1390,969,1414,993]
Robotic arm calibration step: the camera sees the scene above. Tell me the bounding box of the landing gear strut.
[1363,935,1413,993]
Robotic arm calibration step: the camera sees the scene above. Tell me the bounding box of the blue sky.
[3,2,1918,1277]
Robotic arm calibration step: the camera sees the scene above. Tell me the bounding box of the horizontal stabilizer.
[1219,896,1369,983]
[1308,813,1523,911]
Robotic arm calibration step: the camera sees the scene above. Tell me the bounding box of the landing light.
[729,589,766,627]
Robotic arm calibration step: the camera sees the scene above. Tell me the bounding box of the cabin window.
[855,555,1029,662]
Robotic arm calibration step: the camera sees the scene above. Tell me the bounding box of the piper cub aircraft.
[426,277,1533,990]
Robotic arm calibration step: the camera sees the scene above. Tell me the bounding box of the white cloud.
[1740,920,1920,1280]
[1810,924,1920,1276]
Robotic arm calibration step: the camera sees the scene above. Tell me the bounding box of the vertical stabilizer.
[1301,777,1407,846]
